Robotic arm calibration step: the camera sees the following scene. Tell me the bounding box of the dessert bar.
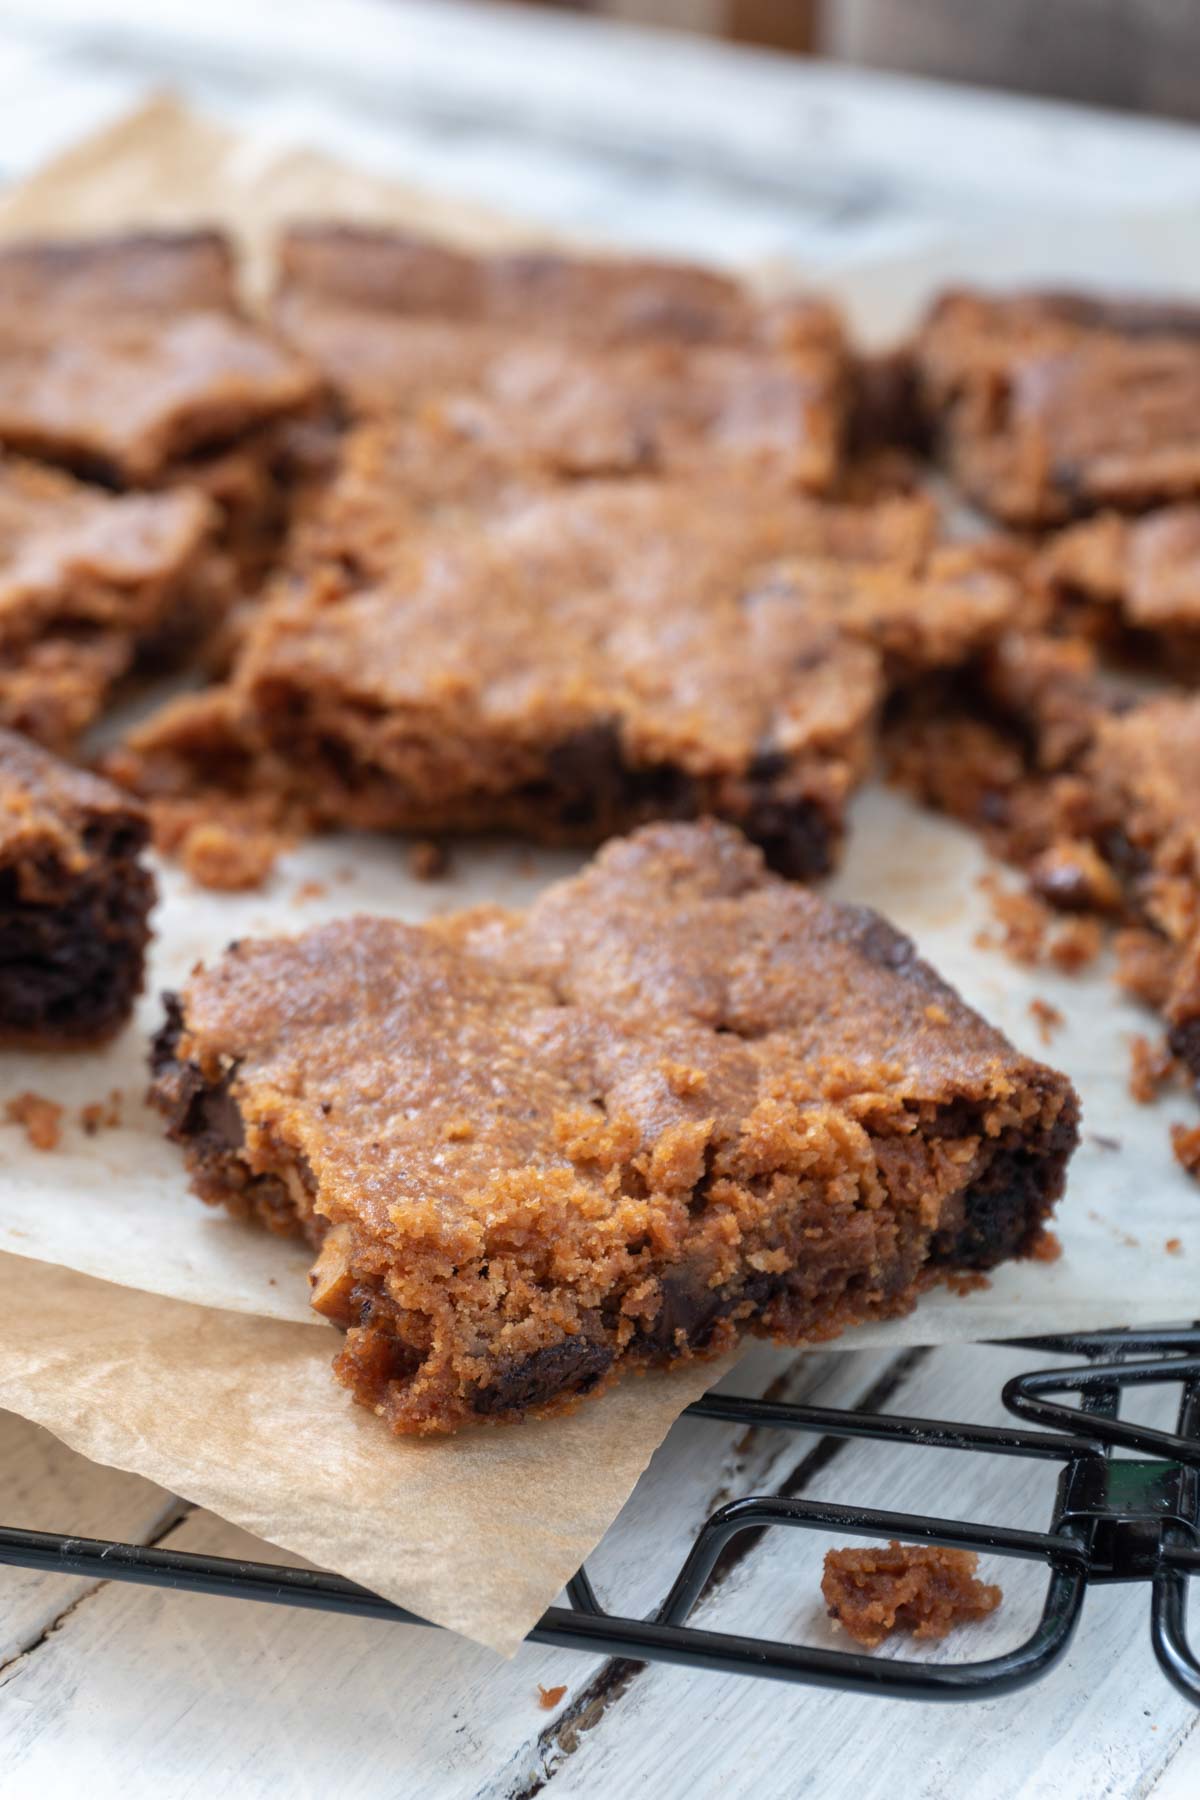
[888,632,1200,1086]
[274,224,849,490]
[1040,504,1200,667]
[0,230,320,486]
[0,453,229,749]
[913,290,1200,525]
[151,820,1078,1434]
[112,416,1020,881]
[0,727,153,1045]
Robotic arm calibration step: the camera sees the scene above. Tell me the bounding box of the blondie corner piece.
[0,728,154,1045]
[0,230,320,486]
[151,821,1078,1436]
[0,452,228,750]
[914,289,1200,525]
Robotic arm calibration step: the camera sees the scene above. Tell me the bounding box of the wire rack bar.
[0,1325,1195,1703]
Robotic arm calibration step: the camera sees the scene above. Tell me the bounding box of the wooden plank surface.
[1,1342,1196,1797]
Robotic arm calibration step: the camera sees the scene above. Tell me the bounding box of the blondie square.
[0,454,229,749]
[0,231,320,485]
[0,727,154,1045]
[151,821,1077,1434]
[914,290,1200,525]
[115,417,1020,880]
[274,224,849,490]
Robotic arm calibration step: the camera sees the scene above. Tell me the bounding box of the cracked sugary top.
[1043,503,1200,634]
[274,226,848,488]
[231,415,1018,781]
[0,230,320,482]
[0,725,147,877]
[172,820,1075,1244]
[0,454,214,644]
[915,289,1200,522]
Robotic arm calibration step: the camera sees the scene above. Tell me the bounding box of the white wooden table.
[0,5,1197,1794]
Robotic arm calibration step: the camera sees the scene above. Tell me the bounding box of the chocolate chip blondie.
[151,820,1078,1434]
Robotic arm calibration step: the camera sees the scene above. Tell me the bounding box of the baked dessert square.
[1039,504,1200,668]
[0,230,320,485]
[0,453,231,749]
[112,417,1021,881]
[0,727,154,1045]
[274,224,849,490]
[151,820,1078,1434]
[913,290,1200,526]
[887,631,1200,1086]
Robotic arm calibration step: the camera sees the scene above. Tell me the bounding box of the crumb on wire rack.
[821,1540,1002,1650]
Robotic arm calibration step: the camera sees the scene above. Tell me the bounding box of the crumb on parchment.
[1129,1035,1177,1105]
[975,876,1103,971]
[5,1090,63,1151]
[180,819,281,891]
[79,1089,123,1135]
[1172,1123,1200,1181]
[409,838,450,881]
[822,1541,1001,1650]
[537,1684,567,1711]
[1029,1228,1062,1263]
[1028,998,1063,1045]
[1166,1237,1183,1256]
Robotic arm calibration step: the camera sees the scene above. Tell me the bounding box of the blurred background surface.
[527,0,1200,121]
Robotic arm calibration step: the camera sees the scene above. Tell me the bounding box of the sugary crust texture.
[1039,504,1200,667]
[274,226,849,492]
[0,454,230,750]
[914,289,1200,526]
[112,415,1022,882]
[152,820,1078,1435]
[276,224,844,351]
[0,230,321,485]
[0,727,154,1044]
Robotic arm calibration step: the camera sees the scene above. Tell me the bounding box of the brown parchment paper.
[0,92,554,294]
[0,95,1198,1655]
[0,1250,733,1655]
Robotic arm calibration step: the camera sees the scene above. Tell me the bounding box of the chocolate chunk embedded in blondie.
[0,728,154,1045]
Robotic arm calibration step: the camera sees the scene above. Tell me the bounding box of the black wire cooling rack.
[0,1325,1196,1705]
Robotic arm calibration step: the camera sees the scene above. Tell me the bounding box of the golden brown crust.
[274,225,848,491]
[914,289,1200,525]
[0,230,320,485]
[152,820,1078,1435]
[0,453,230,750]
[1040,504,1200,667]
[113,415,1021,882]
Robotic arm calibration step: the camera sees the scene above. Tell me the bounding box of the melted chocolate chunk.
[471,1338,614,1415]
